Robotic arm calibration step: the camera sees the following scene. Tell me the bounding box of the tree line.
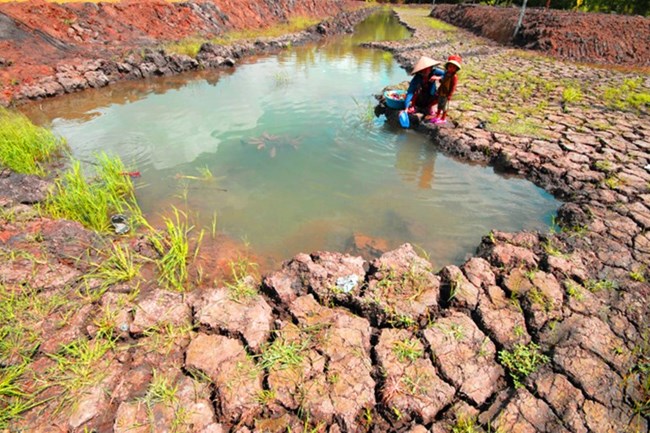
[397,0,650,16]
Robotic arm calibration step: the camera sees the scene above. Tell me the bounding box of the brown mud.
[0,3,649,433]
[429,3,650,68]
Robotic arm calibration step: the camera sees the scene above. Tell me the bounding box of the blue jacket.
[404,67,445,109]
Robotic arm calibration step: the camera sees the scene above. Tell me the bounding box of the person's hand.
[429,76,441,82]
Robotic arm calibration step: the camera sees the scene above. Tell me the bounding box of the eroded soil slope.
[0,0,357,104]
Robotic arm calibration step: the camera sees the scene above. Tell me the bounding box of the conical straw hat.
[411,56,439,75]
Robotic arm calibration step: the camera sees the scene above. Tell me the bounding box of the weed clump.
[0,108,66,176]
[498,342,549,388]
[43,153,141,233]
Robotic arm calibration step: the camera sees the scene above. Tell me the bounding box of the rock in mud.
[130,289,191,334]
[489,388,571,433]
[476,284,530,349]
[423,311,504,406]
[194,286,273,352]
[266,295,375,430]
[185,333,263,424]
[361,243,440,326]
[503,268,564,332]
[375,328,454,424]
[439,265,479,310]
[0,171,51,205]
[264,250,366,305]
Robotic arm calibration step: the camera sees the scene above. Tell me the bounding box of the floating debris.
[245,132,302,158]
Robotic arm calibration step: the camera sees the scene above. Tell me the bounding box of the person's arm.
[447,75,459,100]
[404,75,421,109]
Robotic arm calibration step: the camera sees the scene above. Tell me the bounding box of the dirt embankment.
[429,4,650,67]
[0,0,360,105]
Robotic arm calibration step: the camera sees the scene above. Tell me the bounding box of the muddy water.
[22,11,560,270]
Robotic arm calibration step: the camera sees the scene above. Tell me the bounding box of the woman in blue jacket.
[404,56,445,116]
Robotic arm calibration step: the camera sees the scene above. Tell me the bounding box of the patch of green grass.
[164,38,203,58]
[593,159,614,173]
[627,331,650,418]
[224,256,259,301]
[436,322,465,341]
[561,86,582,105]
[88,242,141,290]
[0,362,38,429]
[422,17,457,32]
[257,336,308,371]
[584,278,618,293]
[602,77,650,112]
[603,174,623,189]
[630,266,647,283]
[564,280,584,301]
[386,309,416,328]
[498,342,549,389]
[43,153,141,233]
[143,322,194,355]
[542,239,567,257]
[392,338,423,363]
[149,208,202,292]
[142,369,178,406]
[0,108,67,176]
[527,288,553,312]
[486,118,549,139]
[0,284,70,365]
[450,416,482,433]
[209,16,319,45]
[256,389,276,405]
[92,305,120,343]
[45,337,114,410]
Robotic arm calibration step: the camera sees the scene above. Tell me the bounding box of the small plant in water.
[498,342,549,388]
[273,71,291,87]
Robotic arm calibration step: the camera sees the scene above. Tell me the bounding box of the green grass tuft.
[392,338,423,363]
[149,208,199,292]
[164,38,203,58]
[257,336,308,371]
[43,153,141,233]
[0,108,67,176]
[498,342,549,388]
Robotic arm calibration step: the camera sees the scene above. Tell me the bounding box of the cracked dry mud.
[1,4,649,433]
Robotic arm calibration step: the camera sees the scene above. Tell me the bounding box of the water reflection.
[395,138,437,189]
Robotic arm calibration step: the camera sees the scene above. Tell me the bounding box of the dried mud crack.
[1,4,649,433]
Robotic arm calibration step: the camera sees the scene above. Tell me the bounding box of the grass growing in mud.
[0,108,67,176]
[43,153,142,233]
[148,208,204,292]
[0,282,80,427]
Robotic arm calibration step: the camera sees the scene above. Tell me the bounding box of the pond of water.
[22,10,560,270]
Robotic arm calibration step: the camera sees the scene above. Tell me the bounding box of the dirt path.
[0,4,649,433]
